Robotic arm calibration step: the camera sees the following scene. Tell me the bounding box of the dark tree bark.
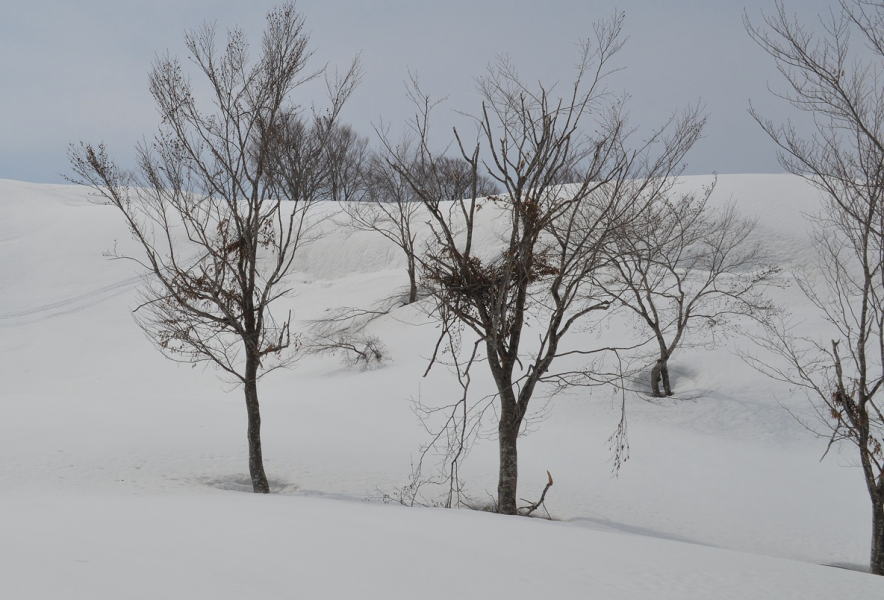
[661,360,672,396]
[650,361,672,396]
[650,359,665,398]
[654,347,673,397]
[497,414,520,515]
[244,352,269,493]
[872,502,884,575]
[406,256,418,305]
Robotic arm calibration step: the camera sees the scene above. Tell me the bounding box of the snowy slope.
[0,175,881,598]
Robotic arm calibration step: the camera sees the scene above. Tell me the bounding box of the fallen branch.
[518,470,554,517]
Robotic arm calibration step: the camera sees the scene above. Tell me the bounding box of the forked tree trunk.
[872,501,884,575]
[650,356,673,397]
[498,416,519,515]
[244,354,270,494]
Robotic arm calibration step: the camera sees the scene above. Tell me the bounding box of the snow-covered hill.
[1,175,881,598]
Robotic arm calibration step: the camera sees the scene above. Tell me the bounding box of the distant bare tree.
[342,151,423,303]
[69,4,358,493]
[325,123,369,203]
[414,154,499,201]
[745,0,884,574]
[342,148,498,305]
[601,180,778,396]
[389,14,706,514]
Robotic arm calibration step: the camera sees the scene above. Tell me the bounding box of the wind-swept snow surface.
[0,175,881,598]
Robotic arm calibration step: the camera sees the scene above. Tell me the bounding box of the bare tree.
[601,180,778,396]
[342,147,498,305]
[745,0,884,574]
[341,151,424,303]
[415,154,499,201]
[69,4,358,493]
[388,14,706,514]
[325,123,369,203]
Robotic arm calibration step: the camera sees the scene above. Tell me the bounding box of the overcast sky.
[0,0,836,183]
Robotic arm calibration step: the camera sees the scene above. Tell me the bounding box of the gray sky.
[0,0,834,183]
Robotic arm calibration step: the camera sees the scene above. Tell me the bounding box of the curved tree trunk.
[872,501,884,575]
[497,416,519,515]
[244,354,270,494]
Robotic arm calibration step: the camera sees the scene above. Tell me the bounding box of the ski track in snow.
[0,275,142,325]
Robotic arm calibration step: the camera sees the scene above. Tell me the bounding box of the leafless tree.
[415,154,499,201]
[387,14,706,514]
[325,123,369,203]
[69,4,358,493]
[341,151,424,303]
[342,147,498,305]
[745,0,884,574]
[600,180,778,396]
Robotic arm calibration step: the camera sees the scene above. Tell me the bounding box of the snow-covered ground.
[1,175,881,598]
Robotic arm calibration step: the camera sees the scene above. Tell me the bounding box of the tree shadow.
[566,514,720,549]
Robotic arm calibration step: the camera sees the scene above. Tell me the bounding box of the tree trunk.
[651,356,673,397]
[872,501,884,575]
[661,358,672,396]
[406,258,418,304]
[497,417,519,515]
[651,359,664,397]
[244,354,270,494]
